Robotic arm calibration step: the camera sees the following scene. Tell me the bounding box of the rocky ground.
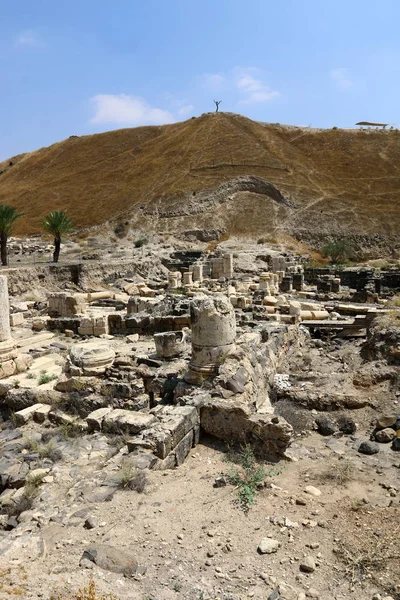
[0,238,399,600]
[0,330,399,600]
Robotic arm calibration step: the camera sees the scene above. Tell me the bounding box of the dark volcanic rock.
[358,440,380,455]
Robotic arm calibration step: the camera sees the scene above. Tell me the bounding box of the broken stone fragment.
[258,538,280,554]
[69,342,115,375]
[80,544,141,576]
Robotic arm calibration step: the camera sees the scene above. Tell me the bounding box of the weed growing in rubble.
[317,457,354,486]
[24,437,63,462]
[59,421,84,439]
[118,459,148,492]
[223,444,267,513]
[50,578,119,600]
[38,370,58,385]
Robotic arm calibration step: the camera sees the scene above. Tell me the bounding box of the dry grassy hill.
[1,112,400,257]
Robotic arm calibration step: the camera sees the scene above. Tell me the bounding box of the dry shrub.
[333,504,400,597]
[316,458,354,486]
[118,459,148,492]
[51,579,119,600]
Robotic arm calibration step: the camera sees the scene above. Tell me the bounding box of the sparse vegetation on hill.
[0,113,399,257]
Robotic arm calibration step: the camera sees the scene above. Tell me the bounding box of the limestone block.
[123,282,139,295]
[103,409,157,434]
[10,313,24,327]
[152,453,177,470]
[78,328,94,336]
[289,302,302,316]
[86,407,113,432]
[175,430,194,465]
[15,403,44,426]
[143,427,174,458]
[158,411,196,449]
[93,327,108,336]
[300,302,323,311]
[137,284,156,297]
[154,330,187,358]
[0,358,17,379]
[33,404,52,423]
[263,296,278,306]
[15,353,33,373]
[48,292,88,318]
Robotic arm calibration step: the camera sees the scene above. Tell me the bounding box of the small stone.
[295,497,307,506]
[391,437,400,452]
[268,588,280,600]
[84,516,98,530]
[304,486,321,497]
[358,441,380,455]
[376,415,396,429]
[213,476,227,488]
[375,428,396,443]
[315,416,337,436]
[337,415,357,434]
[258,538,280,554]
[306,589,320,598]
[300,556,316,573]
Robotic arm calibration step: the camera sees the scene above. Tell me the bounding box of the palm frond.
[0,205,24,236]
[41,211,74,236]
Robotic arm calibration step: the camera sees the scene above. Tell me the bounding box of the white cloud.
[15,30,44,48]
[235,68,280,104]
[178,104,194,116]
[330,68,355,89]
[90,94,174,126]
[163,93,194,118]
[201,73,226,88]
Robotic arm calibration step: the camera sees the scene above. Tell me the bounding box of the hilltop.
[1,112,400,257]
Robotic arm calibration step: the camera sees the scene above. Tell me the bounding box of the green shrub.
[38,370,58,385]
[223,444,268,513]
[321,239,354,264]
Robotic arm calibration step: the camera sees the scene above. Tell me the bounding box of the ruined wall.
[3,260,149,296]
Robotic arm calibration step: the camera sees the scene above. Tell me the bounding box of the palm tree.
[0,205,23,266]
[41,211,74,263]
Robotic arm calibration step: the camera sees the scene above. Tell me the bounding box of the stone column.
[223,254,233,278]
[0,276,12,342]
[259,273,271,294]
[183,271,193,286]
[0,276,18,379]
[168,271,182,289]
[192,264,203,283]
[211,258,224,279]
[186,295,236,383]
[280,275,293,293]
[292,273,304,291]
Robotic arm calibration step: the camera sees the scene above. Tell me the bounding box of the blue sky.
[1,0,400,159]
